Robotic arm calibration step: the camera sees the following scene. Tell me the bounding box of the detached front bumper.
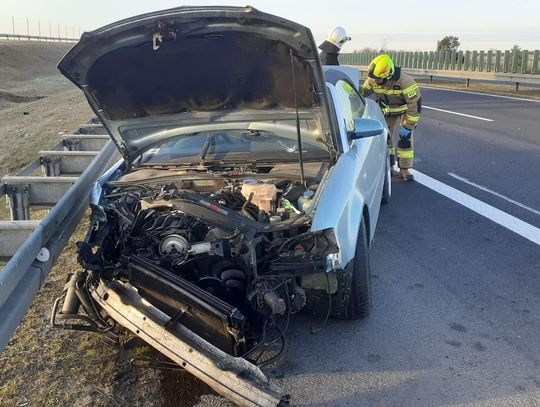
[92,280,288,407]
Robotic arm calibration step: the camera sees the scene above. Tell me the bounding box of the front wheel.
[345,220,371,320]
[330,219,371,320]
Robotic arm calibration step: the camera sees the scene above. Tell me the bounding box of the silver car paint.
[311,71,388,269]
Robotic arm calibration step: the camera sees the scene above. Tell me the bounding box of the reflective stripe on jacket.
[361,67,422,129]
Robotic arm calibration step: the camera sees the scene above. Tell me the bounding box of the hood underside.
[58,6,335,163]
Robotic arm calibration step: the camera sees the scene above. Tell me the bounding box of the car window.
[138,130,329,165]
[334,80,366,133]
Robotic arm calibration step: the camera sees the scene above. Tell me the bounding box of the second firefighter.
[361,54,421,181]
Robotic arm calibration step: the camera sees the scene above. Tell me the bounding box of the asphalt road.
[184,88,540,406]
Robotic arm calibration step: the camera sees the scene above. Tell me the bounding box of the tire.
[304,220,372,320]
[345,219,371,320]
[381,154,391,205]
[326,219,371,320]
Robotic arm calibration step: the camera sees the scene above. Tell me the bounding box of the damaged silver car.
[52,6,391,406]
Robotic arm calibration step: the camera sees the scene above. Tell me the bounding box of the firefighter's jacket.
[318,40,340,65]
[361,67,421,130]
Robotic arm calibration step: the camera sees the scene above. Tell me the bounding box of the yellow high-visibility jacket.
[361,67,422,130]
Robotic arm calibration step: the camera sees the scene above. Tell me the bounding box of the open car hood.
[58,6,336,164]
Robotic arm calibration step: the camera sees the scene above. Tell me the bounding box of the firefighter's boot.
[399,168,414,181]
[388,140,396,172]
[397,133,414,181]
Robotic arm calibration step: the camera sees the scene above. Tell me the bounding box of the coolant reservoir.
[241,179,278,213]
[297,190,315,212]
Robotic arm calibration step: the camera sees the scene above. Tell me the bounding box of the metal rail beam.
[0,140,117,350]
[39,151,99,176]
[62,135,109,151]
[0,221,40,263]
[2,176,78,219]
[77,123,107,135]
[0,33,78,42]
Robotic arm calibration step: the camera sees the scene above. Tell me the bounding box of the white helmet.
[327,27,351,49]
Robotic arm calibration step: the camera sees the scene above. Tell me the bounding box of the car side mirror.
[349,118,384,140]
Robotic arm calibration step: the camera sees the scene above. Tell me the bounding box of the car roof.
[323,66,361,92]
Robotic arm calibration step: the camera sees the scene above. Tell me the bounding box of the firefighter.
[361,54,421,181]
[318,27,351,65]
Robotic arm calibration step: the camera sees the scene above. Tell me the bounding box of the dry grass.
[0,89,93,177]
[0,218,164,407]
[0,89,164,406]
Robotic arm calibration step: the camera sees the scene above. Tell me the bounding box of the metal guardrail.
[0,33,78,42]
[0,123,117,350]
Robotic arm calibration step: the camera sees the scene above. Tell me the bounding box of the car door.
[311,80,387,266]
[334,79,387,228]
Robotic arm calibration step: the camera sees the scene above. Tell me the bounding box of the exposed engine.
[72,176,338,359]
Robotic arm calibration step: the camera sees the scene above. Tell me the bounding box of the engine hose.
[242,192,256,220]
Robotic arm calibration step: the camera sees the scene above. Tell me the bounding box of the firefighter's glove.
[399,127,412,139]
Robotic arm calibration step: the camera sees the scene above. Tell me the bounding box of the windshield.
[138,129,329,166]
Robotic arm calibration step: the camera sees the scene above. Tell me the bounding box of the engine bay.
[74,170,338,359]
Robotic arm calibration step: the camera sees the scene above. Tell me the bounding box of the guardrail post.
[40,156,61,177]
[515,82,520,92]
[7,184,30,221]
[63,138,80,151]
[466,78,470,88]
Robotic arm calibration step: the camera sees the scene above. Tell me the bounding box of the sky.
[1,0,539,51]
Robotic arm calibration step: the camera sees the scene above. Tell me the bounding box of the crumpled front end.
[92,279,287,407]
[52,162,339,406]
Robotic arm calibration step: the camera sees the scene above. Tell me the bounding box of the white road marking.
[393,165,540,246]
[421,85,540,103]
[423,105,494,122]
[448,172,540,216]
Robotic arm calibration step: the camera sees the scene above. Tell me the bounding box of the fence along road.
[340,49,540,89]
[0,120,117,350]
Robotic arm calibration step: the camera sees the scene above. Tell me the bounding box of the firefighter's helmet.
[368,54,395,79]
[327,27,351,49]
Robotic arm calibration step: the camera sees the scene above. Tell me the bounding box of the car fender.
[310,138,374,269]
